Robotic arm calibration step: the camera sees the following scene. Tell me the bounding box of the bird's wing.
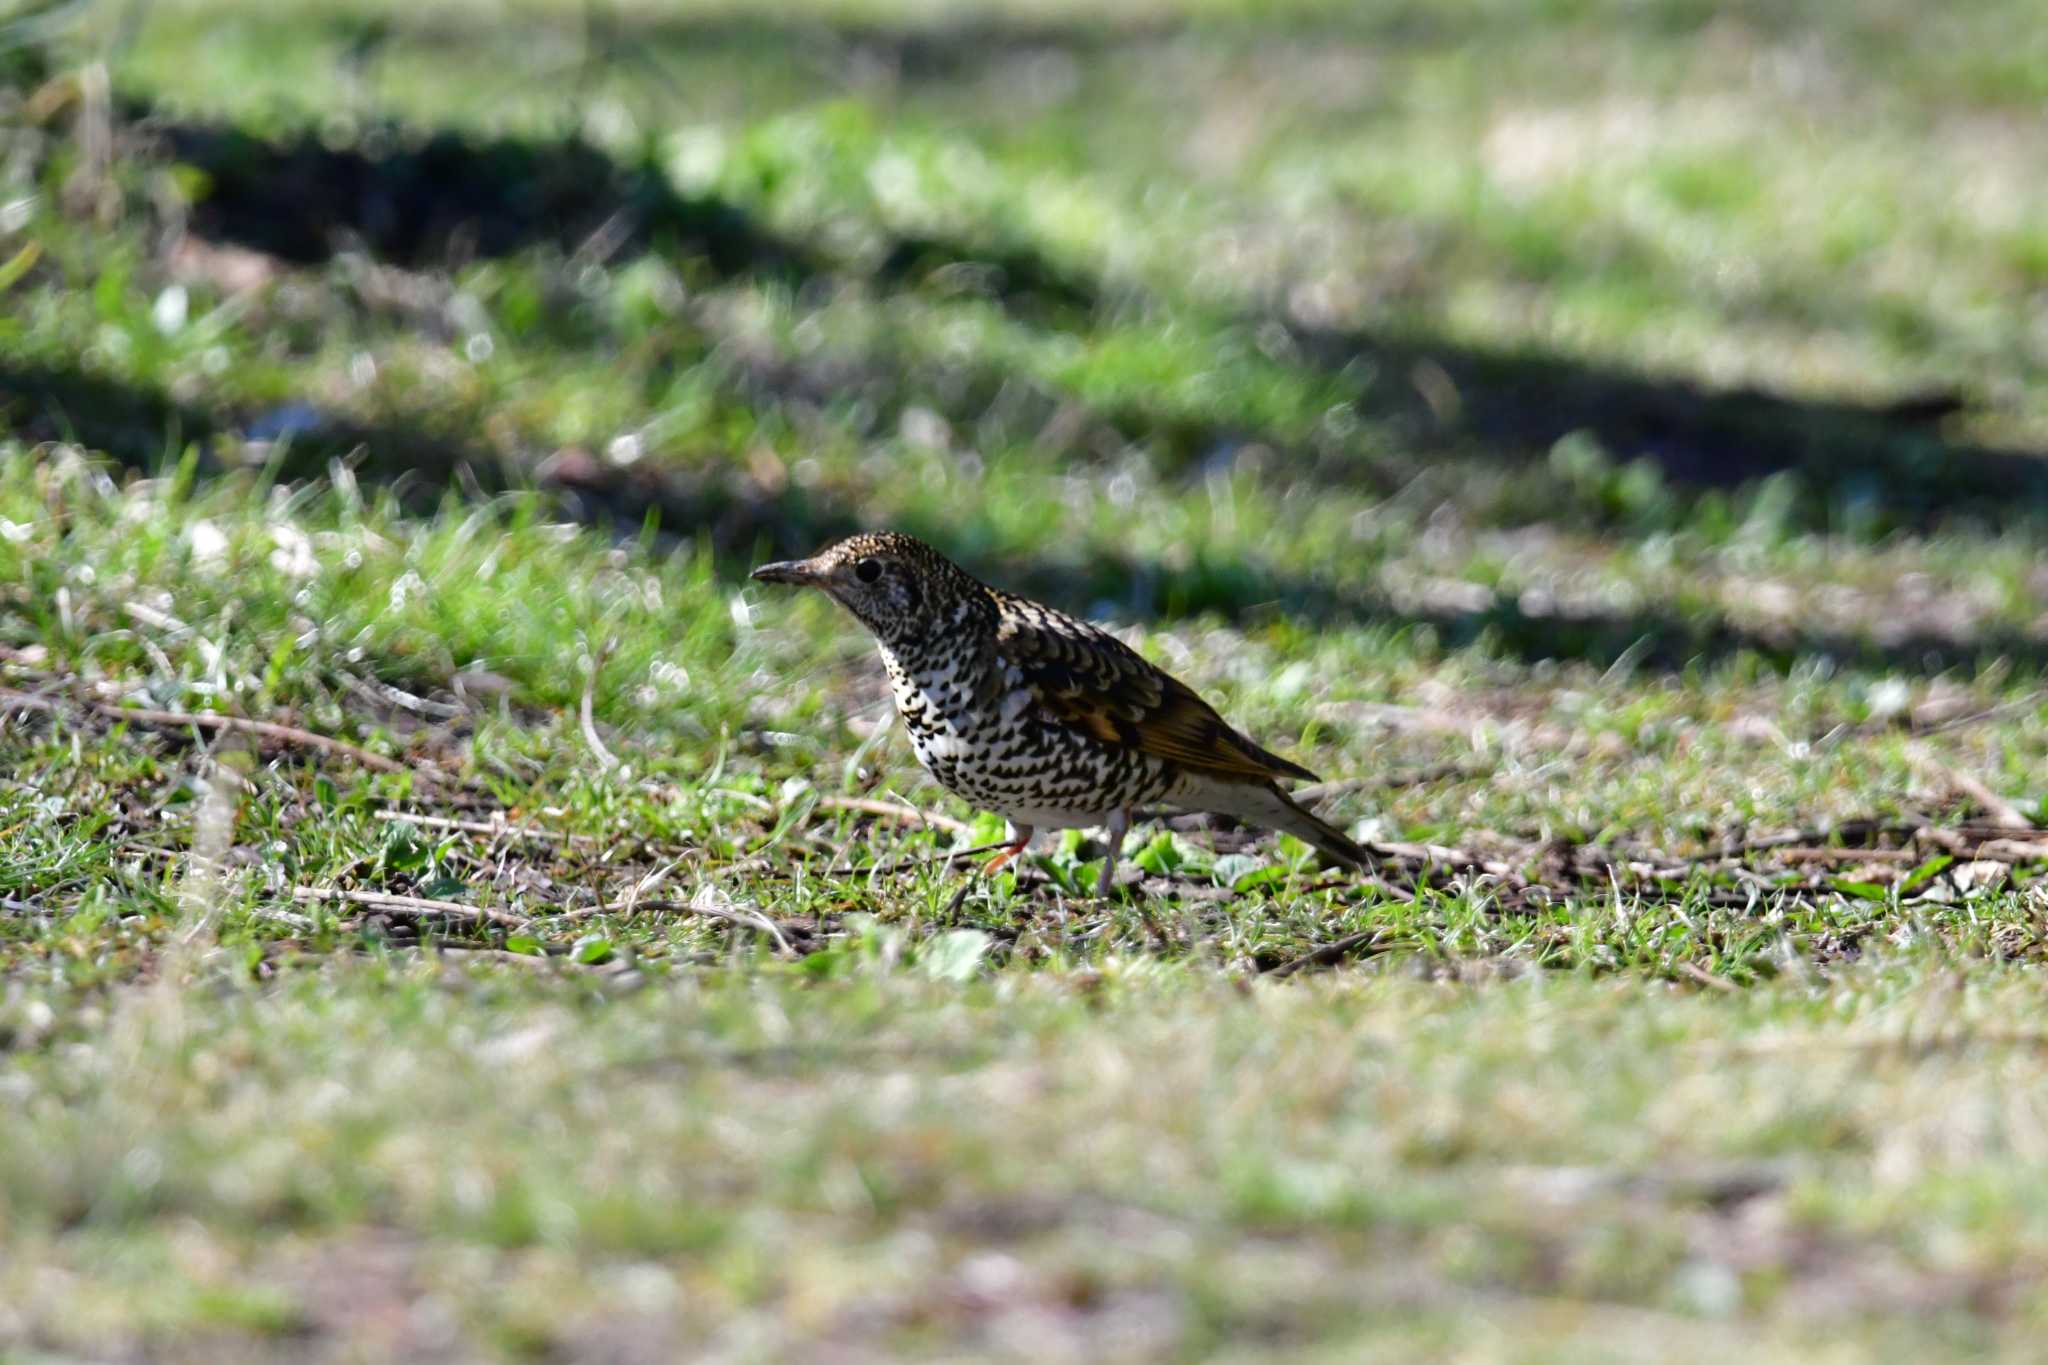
[992,599,1318,784]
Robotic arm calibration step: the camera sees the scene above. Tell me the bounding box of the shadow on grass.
[0,359,861,558]
[118,94,2048,537]
[141,113,822,281]
[133,107,1101,326]
[9,358,2043,679]
[1291,325,2034,524]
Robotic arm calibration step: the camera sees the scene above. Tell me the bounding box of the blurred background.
[5,0,2046,656]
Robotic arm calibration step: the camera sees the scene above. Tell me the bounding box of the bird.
[751,531,1370,895]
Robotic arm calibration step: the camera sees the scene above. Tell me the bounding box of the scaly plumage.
[751,531,1370,893]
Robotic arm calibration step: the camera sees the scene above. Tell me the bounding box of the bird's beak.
[750,557,825,587]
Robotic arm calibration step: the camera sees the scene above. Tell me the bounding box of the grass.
[5,0,2048,1357]
[11,964,2048,1359]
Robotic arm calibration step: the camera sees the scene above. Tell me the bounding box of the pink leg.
[985,825,1034,873]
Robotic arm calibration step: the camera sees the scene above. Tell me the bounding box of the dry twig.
[556,890,794,954]
[2,688,461,788]
[290,886,527,928]
[1264,929,1396,978]
[431,946,562,971]
[371,808,598,847]
[1700,819,1922,861]
[1772,846,1920,865]
[1933,763,2033,831]
[828,840,1014,878]
[1909,690,2048,738]
[811,795,971,835]
[1675,960,1739,993]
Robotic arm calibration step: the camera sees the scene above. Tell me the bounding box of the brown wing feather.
[992,599,1318,784]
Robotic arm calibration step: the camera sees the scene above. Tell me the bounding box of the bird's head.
[751,531,973,644]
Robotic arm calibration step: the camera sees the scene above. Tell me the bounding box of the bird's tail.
[1179,774,1374,871]
[1269,786,1374,870]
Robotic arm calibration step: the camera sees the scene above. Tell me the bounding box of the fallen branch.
[1700,818,1923,861]
[371,808,599,847]
[553,890,794,954]
[1771,846,1920,865]
[829,840,1014,878]
[1264,929,1396,978]
[1933,763,2033,831]
[3,688,462,789]
[338,671,466,720]
[1674,960,1738,993]
[108,702,441,779]
[1918,831,2048,865]
[1292,874,1415,903]
[1909,689,2048,738]
[811,795,970,835]
[430,946,562,971]
[1367,839,1506,877]
[289,886,527,928]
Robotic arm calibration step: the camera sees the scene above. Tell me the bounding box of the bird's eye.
[854,558,882,584]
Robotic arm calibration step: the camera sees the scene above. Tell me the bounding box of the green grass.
[6,0,2048,1358]
[11,964,2048,1360]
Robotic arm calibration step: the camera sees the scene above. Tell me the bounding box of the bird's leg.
[985,824,1034,874]
[1097,807,1131,897]
[949,825,1035,917]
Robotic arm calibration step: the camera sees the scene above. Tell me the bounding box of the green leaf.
[920,929,992,983]
[1898,854,1954,893]
[1274,833,1316,868]
[799,941,857,978]
[312,776,338,808]
[0,241,41,293]
[503,936,544,956]
[1034,860,1077,896]
[380,820,426,872]
[1830,879,1888,902]
[1133,832,1182,876]
[572,934,614,965]
[1231,865,1290,893]
[1211,853,1265,888]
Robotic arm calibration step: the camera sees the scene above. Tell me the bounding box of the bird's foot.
[982,826,1035,876]
[947,829,1034,915]
[984,845,1025,874]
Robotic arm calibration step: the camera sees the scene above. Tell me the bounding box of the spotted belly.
[898,709,1174,826]
[909,721,1175,826]
[882,647,1176,825]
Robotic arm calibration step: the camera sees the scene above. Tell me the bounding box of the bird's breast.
[879,646,984,741]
